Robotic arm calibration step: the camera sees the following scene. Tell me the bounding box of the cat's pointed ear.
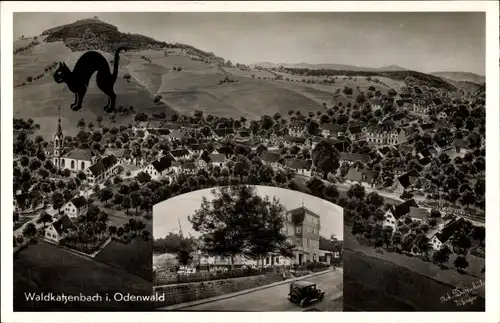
[59,61,63,67]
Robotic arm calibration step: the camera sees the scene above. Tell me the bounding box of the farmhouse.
[14,191,44,214]
[394,170,421,194]
[63,196,88,219]
[382,199,419,230]
[84,154,119,185]
[44,214,76,243]
[285,159,312,176]
[339,152,370,165]
[344,167,377,188]
[146,155,173,180]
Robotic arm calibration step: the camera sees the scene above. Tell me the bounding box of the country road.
[164,269,343,311]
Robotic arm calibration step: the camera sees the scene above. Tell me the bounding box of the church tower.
[53,106,64,168]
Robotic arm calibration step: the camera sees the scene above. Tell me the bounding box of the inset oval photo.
[153,185,344,311]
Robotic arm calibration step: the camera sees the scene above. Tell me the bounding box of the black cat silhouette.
[53,47,127,113]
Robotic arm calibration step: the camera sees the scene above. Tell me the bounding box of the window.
[81,162,85,169]
[62,159,65,167]
[313,253,316,262]
[71,160,75,169]
[296,226,302,234]
[307,239,310,247]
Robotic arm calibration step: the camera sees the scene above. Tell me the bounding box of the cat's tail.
[112,46,127,83]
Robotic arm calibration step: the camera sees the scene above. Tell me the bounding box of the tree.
[453,255,469,273]
[366,192,384,209]
[77,118,86,130]
[233,155,251,181]
[37,211,52,226]
[347,184,366,200]
[312,140,340,179]
[137,171,151,185]
[51,191,65,213]
[99,188,113,203]
[22,223,37,240]
[432,246,451,268]
[121,196,131,215]
[189,185,293,268]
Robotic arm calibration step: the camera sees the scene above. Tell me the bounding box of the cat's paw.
[71,104,82,111]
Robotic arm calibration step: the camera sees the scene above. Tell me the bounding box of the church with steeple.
[51,107,99,173]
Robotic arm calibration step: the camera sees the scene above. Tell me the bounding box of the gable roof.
[152,155,173,172]
[397,170,420,188]
[339,152,370,163]
[64,149,96,161]
[345,167,377,183]
[319,238,341,252]
[391,199,419,219]
[285,159,311,170]
[169,129,188,139]
[290,121,307,129]
[420,123,435,131]
[51,214,76,235]
[283,135,306,144]
[104,148,131,159]
[160,123,181,130]
[409,207,429,220]
[213,128,235,136]
[260,151,280,163]
[209,153,226,163]
[170,149,190,158]
[70,196,87,208]
[347,125,362,134]
[435,217,468,243]
[87,154,118,176]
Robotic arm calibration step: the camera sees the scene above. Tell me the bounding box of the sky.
[13,12,485,75]
[153,185,344,240]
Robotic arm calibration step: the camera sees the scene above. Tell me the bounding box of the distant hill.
[431,71,485,84]
[252,62,407,72]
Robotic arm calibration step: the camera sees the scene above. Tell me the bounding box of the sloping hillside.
[14,18,459,137]
[431,71,485,84]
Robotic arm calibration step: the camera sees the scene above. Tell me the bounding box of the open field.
[94,237,153,281]
[343,250,485,311]
[14,240,153,311]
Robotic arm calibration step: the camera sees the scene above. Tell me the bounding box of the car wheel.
[300,298,308,307]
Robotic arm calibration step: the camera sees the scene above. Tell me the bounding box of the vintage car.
[287,281,325,307]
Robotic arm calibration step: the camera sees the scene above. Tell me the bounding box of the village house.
[377,146,395,158]
[14,191,44,214]
[132,121,150,133]
[346,125,363,141]
[167,129,190,142]
[260,151,281,169]
[310,136,349,152]
[412,103,430,116]
[84,154,119,185]
[452,138,471,155]
[206,153,227,168]
[213,128,235,141]
[393,170,421,194]
[386,128,410,146]
[103,148,134,165]
[433,139,452,154]
[170,149,191,161]
[146,155,173,180]
[370,99,382,111]
[429,217,467,251]
[339,152,370,166]
[318,239,342,265]
[409,207,429,223]
[283,135,310,149]
[344,167,377,188]
[365,127,387,145]
[44,214,76,243]
[63,196,88,219]
[321,124,346,138]
[390,112,407,126]
[187,143,207,157]
[418,123,435,135]
[285,159,312,176]
[382,199,419,230]
[289,121,307,137]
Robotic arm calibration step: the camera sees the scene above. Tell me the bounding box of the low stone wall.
[153,273,282,307]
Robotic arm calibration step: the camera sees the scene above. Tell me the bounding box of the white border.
[1,2,499,323]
